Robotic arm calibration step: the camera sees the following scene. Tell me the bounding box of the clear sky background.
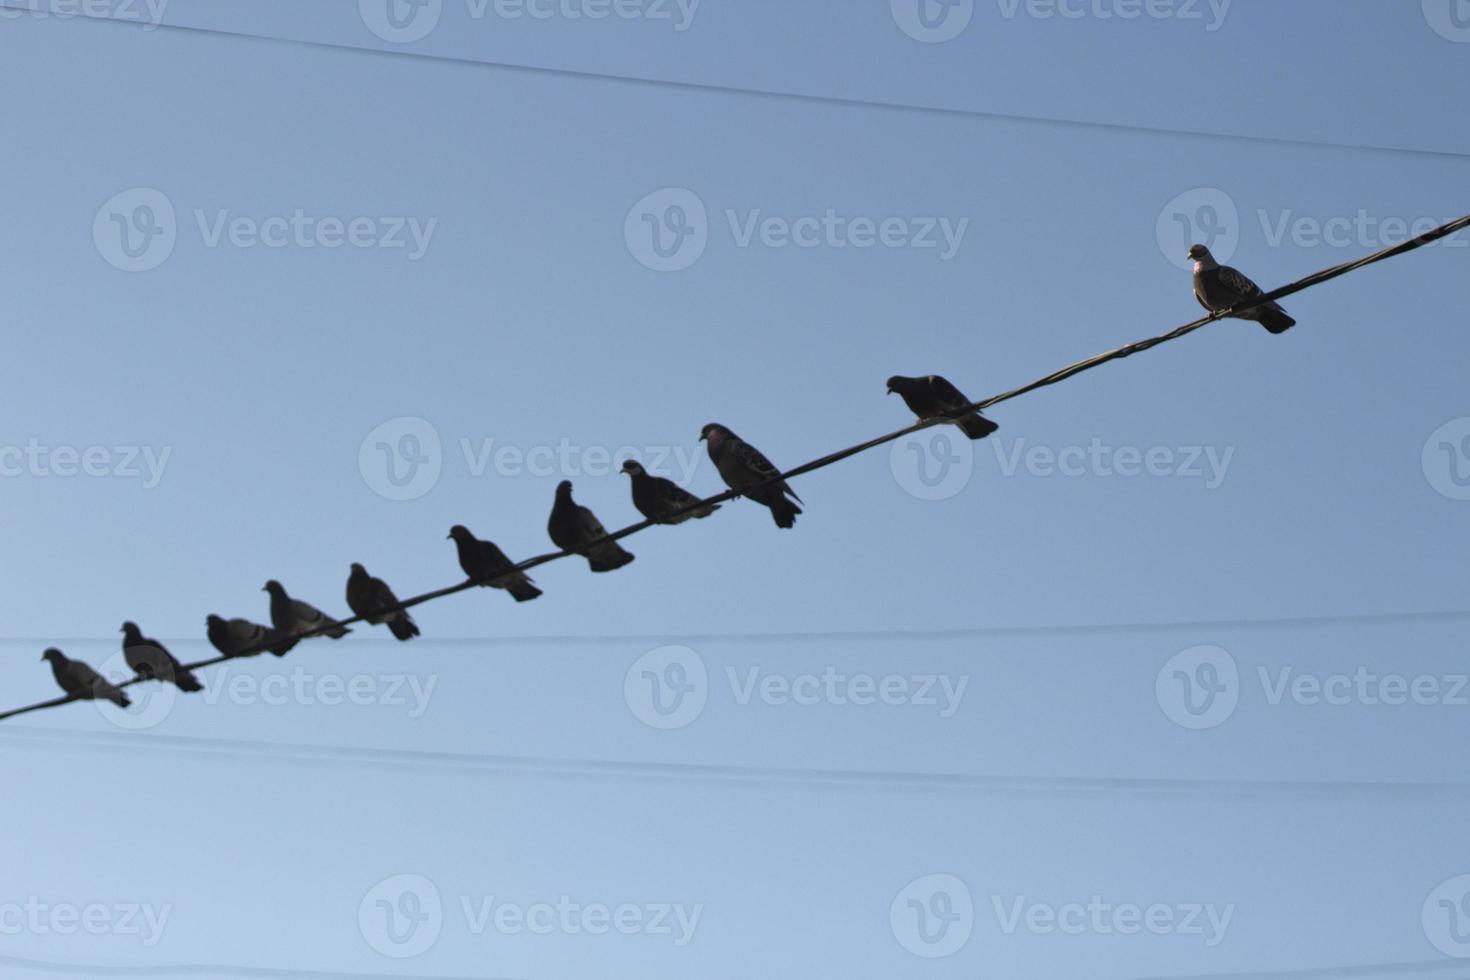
[2,2,1469,977]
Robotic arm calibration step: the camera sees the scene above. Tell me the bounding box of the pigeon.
[206,614,286,658]
[700,423,802,529]
[263,579,351,652]
[886,375,999,440]
[447,526,543,601]
[621,460,720,524]
[547,481,636,572]
[121,621,203,692]
[1189,244,1295,334]
[41,648,130,707]
[346,563,420,641]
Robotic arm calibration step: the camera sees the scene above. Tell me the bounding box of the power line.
[16,604,1470,649]
[8,3,1470,163]
[1130,961,1470,980]
[4,213,1467,724]
[0,952,518,980]
[10,728,1470,803]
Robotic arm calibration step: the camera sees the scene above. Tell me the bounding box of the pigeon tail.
[324,624,352,639]
[587,548,636,573]
[174,669,204,693]
[770,497,802,529]
[269,636,299,657]
[1258,308,1295,334]
[387,616,420,641]
[508,579,543,602]
[956,413,999,440]
[107,689,132,709]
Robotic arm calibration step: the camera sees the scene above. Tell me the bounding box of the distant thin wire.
[3,213,1467,724]
[0,952,516,980]
[10,728,1470,803]
[16,604,1470,650]
[9,4,1470,163]
[1131,961,1470,980]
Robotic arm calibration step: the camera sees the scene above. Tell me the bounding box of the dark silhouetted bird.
[447,525,543,601]
[206,614,286,658]
[42,648,130,707]
[121,621,203,692]
[700,423,802,529]
[346,563,420,641]
[264,580,350,654]
[548,481,636,571]
[621,459,720,524]
[1189,244,1295,334]
[886,375,999,440]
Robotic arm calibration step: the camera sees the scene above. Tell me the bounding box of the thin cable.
[4,213,1467,724]
[9,728,1470,802]
[7,4,1470,163]
[17,604,1470,649]
[0,952,517,980]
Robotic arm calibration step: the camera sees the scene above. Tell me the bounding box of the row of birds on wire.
[36,243,1296,710]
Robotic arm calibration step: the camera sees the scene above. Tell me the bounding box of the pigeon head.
[349,562,367,576]
[41,648,64,663]
[700,423,733,447]
[120,621,142,639]
[206,614,225,629]
[620,460,646,477]
[1188,244,1217,268]
[886,376,917,395]
[556,480,574,498]
[263,580,285,596]
[447,525,471,542]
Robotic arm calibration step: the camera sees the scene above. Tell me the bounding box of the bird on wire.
[447,525,544,601]
[548,480,636,571]
[621,459,720,524]
[121,621,204,692]
[41,649,130,708]
[1189,244,1296,334]
[700,423,803,529]
[886,375,999,440]
[346,563,420,641]
[206,614,286,658]
[263,580,351,655]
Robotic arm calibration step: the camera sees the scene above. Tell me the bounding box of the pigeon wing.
[926,375,972,415]
[1218,265,1264,302]
[371,577,400,611]
[576,505,609,541]
[733,440,801,503]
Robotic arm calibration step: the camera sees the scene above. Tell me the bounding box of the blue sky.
[2,2,1470,977]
